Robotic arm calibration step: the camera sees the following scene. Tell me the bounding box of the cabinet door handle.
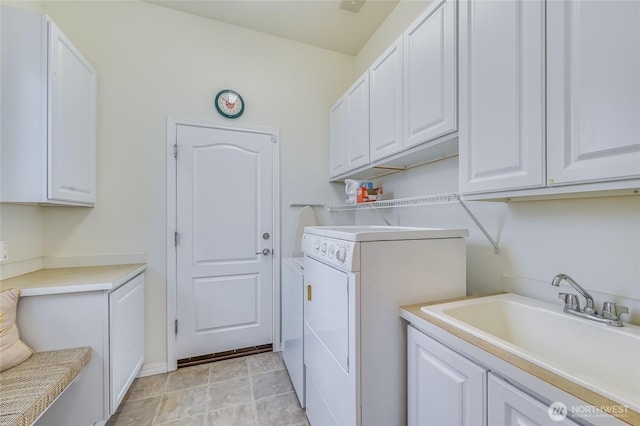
[307,284,312,301]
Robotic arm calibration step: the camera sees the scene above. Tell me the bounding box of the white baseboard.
[43,253,147,268]
[138,362,168,378]
[0,257,44,280]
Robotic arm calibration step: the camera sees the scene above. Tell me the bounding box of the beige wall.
[358,158,640,301]
[0,205,43,277]
[1,0,354,366]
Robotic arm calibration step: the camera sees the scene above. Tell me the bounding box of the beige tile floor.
[107,352,309,426]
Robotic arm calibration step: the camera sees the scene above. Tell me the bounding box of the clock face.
[215,90,244,119]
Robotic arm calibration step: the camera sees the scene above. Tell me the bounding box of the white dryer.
[302,226,468,426]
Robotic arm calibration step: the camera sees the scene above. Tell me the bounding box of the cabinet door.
[329,97,347,178]
[345,73,370,171]
[408,326,486,426]
[109,274,145,414]
[48,20,97,204]
[404,0,457,149]
[547,1,640,186]
[488,374,580,426]
[370,37,403,162]
[459,0,545,194]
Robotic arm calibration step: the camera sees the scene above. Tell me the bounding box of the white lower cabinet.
[488,373,579,426]
[408,326,485,426]
[109,275,145,413]
[407,324,626,426]
[17,273,145,425]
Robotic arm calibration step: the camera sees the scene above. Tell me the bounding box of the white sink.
[421,293,640,412]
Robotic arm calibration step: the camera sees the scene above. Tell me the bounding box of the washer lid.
[303,226,468,241]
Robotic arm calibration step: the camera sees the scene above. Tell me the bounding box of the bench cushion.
[0,289,33,372]
[0,347,91,426]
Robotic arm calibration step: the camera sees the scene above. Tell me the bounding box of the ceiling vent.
[336,0,366,14]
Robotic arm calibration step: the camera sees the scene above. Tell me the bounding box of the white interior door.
[176,124,274,360]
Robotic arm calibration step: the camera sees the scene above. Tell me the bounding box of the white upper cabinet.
[48,23,97,204]
[329,98,347,178]
[1,6,96,206]
[369,37,403,162]
[460,0,640,198]
[329,74,370,178]
[546,0,640,186]
[404,0,457,149]
[328,0,459,182]
[458,0,545,194]
[345,73,370,171]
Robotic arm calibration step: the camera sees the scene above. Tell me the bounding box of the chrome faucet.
[551,273,629,327]
[551,273,597,314]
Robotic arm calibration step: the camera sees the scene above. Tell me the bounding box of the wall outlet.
[1,241,8,261]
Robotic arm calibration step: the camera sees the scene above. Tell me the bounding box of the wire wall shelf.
[321,192,500,254]
[328,193,461,211]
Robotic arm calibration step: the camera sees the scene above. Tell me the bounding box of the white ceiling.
[146,0,400,56]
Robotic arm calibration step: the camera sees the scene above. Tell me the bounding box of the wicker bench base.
[0,347,91,426]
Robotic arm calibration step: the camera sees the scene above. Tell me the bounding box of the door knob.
[256,248,271,256]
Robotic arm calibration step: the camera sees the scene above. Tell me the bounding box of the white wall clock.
[214,89,244,119]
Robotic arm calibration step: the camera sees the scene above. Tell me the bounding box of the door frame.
[166,115,280,371]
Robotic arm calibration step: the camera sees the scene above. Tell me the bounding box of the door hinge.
[173,144,178,159]
[175,319,178,335]
[174,231,179,247]
[271,135,277,144]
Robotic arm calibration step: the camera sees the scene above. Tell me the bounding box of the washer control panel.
[302,234,357,270]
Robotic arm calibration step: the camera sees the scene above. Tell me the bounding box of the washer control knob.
[328,245,335,258]
[336,247,347,262]
[321,243,327,254]
[314,240,321,253]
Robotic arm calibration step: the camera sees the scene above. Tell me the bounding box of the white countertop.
[0,264,146,296]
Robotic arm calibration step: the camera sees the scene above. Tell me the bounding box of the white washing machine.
[302,226,468,426]
[281,257,305,407]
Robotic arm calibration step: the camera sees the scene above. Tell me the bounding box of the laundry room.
[1,0,639,425]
